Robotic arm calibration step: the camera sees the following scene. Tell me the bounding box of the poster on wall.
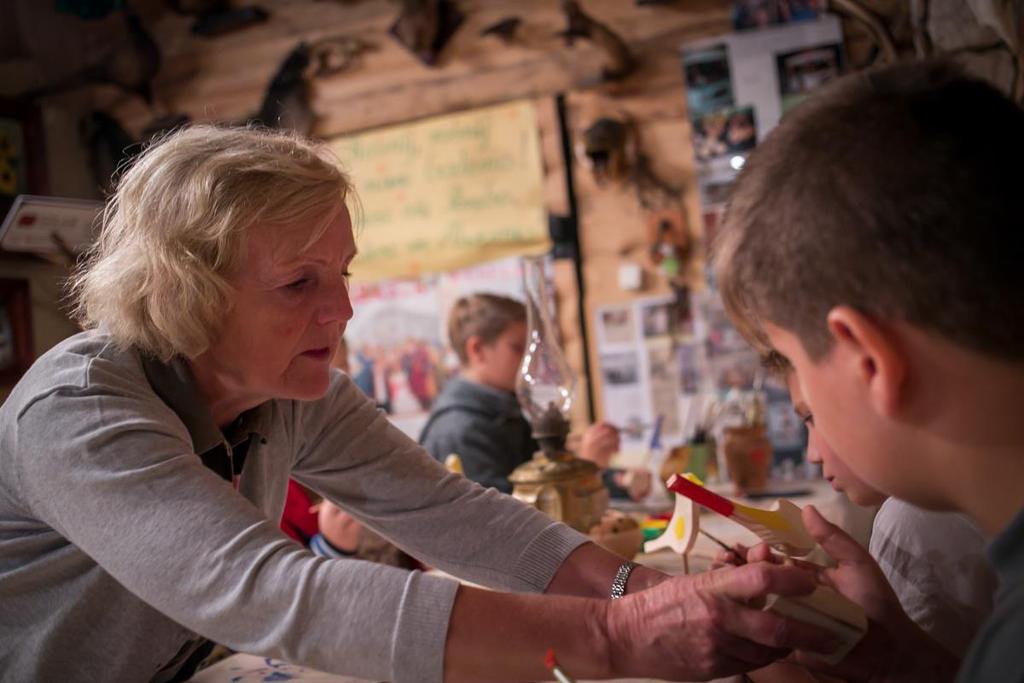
[329,100,550,283]
[345,277,444,438]
[599,350,647,442]
[344,256,528,437]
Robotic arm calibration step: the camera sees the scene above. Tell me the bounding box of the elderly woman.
[0,126,831,682]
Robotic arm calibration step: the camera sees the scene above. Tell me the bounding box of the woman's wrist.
[627,565,670,593]
[601,586,642,678]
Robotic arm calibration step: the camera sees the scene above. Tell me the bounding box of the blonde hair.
[447,293,526,365]
[70,125,352,361]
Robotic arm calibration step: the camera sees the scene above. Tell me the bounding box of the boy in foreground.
[713,60,1024,682]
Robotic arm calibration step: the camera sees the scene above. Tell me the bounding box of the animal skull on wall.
[579,116,630,183]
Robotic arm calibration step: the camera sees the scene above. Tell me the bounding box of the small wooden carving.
[390,0,464,67]
[559,1,637,81]
[255,43,316,134]
[481,17,522,43]
[581,117,630,182]
[644,472,702,573]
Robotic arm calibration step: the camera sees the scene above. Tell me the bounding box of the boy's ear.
[464,334,486,365]
[825,306,907,418]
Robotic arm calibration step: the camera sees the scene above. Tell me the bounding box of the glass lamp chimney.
[515,256,575,455]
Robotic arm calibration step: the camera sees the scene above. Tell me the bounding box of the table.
[190,653,731,683]
[190,479,876,682]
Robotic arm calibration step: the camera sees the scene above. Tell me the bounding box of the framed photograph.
[732,0,823,32]
[0,195,102,255]
[776,43,845,113]
[691,105,758,163]
[597,305,636,346]
[600,351,640,386]
[682,43,735,119]
[681,14,844,151]
[0,279,34,384]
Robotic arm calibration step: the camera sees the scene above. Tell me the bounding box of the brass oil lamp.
[509,256,608,532]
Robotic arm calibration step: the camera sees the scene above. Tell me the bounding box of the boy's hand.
[612,467,653,500]
[792,505,959,683]
[579,422,620,468]
[800,505,904,622]
[712,542,752,569]
[713,506,903,621]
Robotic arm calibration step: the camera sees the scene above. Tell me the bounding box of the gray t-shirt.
[869,498,996,657]
[958,506,1024,682]
[0,330,588,683]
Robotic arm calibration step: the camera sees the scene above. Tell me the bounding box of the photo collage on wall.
[596,291,696,448]
[670,10,847,466]
[682,11,846,181]
[732,0,825,32]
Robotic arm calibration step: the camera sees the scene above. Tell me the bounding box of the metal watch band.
[610,560,637,600]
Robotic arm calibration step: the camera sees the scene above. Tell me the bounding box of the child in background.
[420,293,651,499]
[713,60,1024,682]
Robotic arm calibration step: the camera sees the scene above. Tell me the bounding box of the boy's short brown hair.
[448,293,526,365]
[715,60,1024,362]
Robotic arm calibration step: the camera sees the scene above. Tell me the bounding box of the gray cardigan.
[0,330,587,682]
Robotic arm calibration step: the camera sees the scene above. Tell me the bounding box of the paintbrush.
[700,528,746,565]
[545,648,576,683]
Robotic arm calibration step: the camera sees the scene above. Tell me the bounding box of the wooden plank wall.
[115,0,731,430]
[18,0,735,427]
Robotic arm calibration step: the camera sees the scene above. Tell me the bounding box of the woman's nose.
[318,276,354,325]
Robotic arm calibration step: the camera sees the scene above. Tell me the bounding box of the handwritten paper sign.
[328,100,550,282]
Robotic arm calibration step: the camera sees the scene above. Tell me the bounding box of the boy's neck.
[461,367,513,394]
[944,436,1024,537]
[905,330,1024,537]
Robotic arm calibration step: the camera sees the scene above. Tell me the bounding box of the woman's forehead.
[247,209,354,270]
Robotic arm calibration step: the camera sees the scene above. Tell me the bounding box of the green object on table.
[687,442,712,481]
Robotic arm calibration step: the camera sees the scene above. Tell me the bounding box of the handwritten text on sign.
[328,100,550,282]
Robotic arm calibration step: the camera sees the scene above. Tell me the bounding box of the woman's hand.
[605,561,838,680]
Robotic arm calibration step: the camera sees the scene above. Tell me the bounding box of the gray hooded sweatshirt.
[418,377,536,493]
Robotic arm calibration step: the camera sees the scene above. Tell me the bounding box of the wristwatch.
[610,561,638,600]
